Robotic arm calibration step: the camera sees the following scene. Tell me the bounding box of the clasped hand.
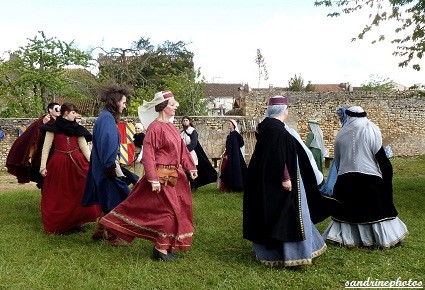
[282,179,292,191]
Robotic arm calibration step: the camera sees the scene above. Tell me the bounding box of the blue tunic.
[82,109,130,213]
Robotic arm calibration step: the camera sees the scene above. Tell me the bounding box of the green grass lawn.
[0,156,424,290]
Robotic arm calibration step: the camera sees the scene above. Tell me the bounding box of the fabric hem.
[258,243,327,267]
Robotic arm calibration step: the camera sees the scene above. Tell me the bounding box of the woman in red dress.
[100,91,198,261]
[39,103,101,234]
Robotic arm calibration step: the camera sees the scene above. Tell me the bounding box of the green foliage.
[1,34,206,117]
[96,37,206,116]
[287,73,305,91]
[255,49,269,88]
[0,155,424,289]
[60,68,99,100]
[305,81,316,92]
[359,74,396,91]
[314,0,425,71]
[0,31,92,117]
[163,68,207,116]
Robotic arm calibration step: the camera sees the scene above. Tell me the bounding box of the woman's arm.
[40,132,54,176]
[78,136,91,162]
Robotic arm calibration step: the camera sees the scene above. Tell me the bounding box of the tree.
[359,74,396,91]
[95,37,205,116]
[163,68,207,116]
[255,49,269,88]
[314,0,425,71]
[306,81,316,92]
[0,31,92,117]
[287,74,305,91]
[61,68,99,100]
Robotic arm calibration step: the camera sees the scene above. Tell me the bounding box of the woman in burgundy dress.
[39,103,101,234]
[100,91,198,261]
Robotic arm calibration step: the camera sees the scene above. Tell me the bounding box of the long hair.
[181,116,194,128]
[98,84,130,123]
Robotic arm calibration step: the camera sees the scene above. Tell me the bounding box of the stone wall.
[0,116,253,170]
[245,90,425,157]
[1,91,424,170]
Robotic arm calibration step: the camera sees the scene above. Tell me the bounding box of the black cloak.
[220,130,247,191]
[243,117,339,244]
[182,128,217,188]
[331,147,398,223]
[40,116,92,142]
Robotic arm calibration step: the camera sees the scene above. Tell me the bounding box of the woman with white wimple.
[322,106,408,248]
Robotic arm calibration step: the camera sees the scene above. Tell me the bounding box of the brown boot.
[91,213,105,240]
[105,229,130,247]
[106,235,130,247]
[91,222,105,240]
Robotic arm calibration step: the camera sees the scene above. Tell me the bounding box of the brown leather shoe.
[91,223,105,240]
[92,213,106,240]
[107,235,130,247]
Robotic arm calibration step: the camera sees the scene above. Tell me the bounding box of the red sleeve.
[283,163,290,181]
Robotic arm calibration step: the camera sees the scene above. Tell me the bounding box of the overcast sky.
[1,0,423,88]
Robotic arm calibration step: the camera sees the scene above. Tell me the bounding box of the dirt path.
[0,171,38,193]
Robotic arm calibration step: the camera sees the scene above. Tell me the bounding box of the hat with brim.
[138,90,174,129]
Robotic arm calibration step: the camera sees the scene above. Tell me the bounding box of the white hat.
[138,90,175,129]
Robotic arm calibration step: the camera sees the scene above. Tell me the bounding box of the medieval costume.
[243,96,338,267]
[218,119,247,192]
[82,109,131,214]
[132,123,145,177]
[6,116,54,188]
[180,118,217,190]
[39,116,101,234]
[100,91,197,258]
[320,107,347,197]
[322,106,408,248]
[305,120,326,173]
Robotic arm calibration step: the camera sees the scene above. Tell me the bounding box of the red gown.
[100,120,196,251]
[41,133,101,234]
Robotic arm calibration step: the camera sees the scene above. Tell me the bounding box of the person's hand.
[282,179,292,191]
[40,168,47,177]
[106,164,117,179]
[42,115,51,124]
[151,182,161,192]
[190,171,198,180]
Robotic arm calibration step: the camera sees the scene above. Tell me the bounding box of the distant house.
[204,83,248,115]
[312,83,351,92]
[390,82,408,91]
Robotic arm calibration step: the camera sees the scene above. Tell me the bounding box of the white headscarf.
[308,120,327,157]
[334,106,383,177]
[285,125,324,185]
[229,119,245,160]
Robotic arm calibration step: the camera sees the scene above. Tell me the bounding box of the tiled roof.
[312,84,346,92]
[204,83,242,97]
[55,96,99,116]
